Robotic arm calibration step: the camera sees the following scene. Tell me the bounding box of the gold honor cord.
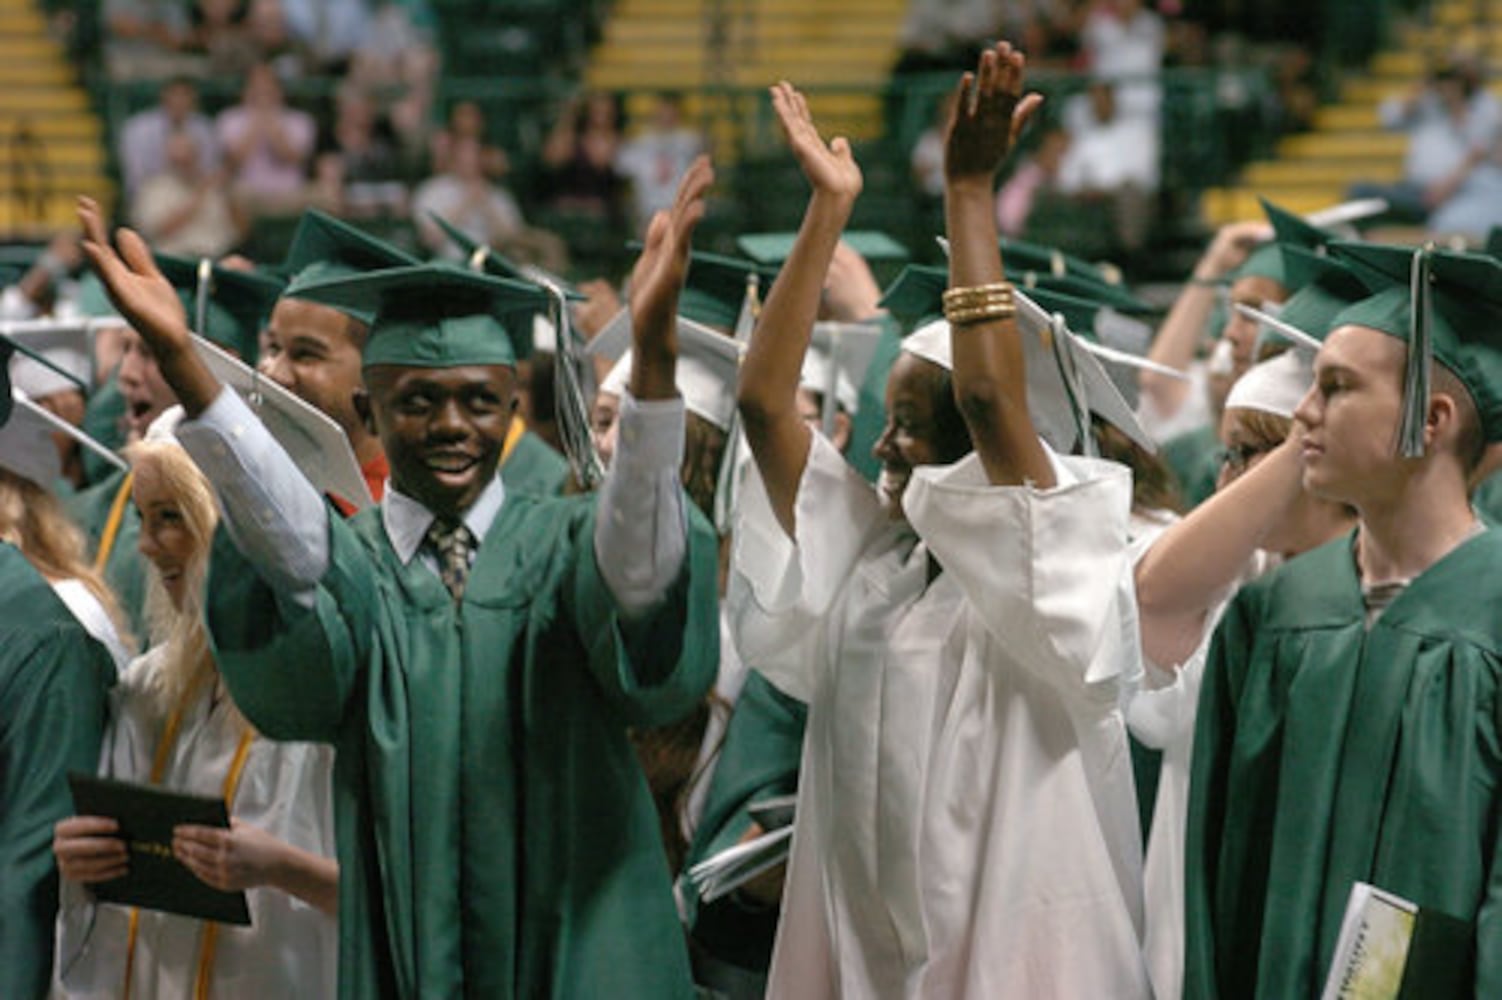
[93,470,135,573]
[122,672,255,1000]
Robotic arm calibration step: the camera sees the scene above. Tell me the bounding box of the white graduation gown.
[53,646,337,999]
[727,435,1151,999]
[1126,549,1273,1000]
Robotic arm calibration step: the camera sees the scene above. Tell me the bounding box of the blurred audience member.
[120,78,219,200]
[347,0,441,154]
[132,130,244,258]
[429,100,510,180]
[1350,56,1502,233]
[1082,0,1165,118]
[103,0,195,79]
[910,89,958,200]
[312,87,405,218]
[616,92,705,234]
[1057,80,1159,252]
[540,91,628,223]
[892,0,995,74]
[997,125,1070,236]
[216,62,316,215]
[413,137,524,255]
[280,0,370,69]
[189,0,260,75]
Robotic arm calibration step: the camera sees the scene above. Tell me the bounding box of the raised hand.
[628,154,714,400]
[943,41,1045,186]
[77,196,191,358]
[771,82,862,201]
[53,815,128,885]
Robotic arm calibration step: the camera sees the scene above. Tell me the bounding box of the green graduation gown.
[206,491,720,998]
[1185,528,1502,998]
[64,467,147,640]
[499,429,570,497]
[683,669,807,974]
[0,543,113,1000]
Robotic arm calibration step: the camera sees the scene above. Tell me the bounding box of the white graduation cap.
[801,321,882,435]
[1223,348,1313,420]
[900,290,1158,455]
[189,334,374,509]
[596,318,743,432]
[0,388,126,488]
[1304,197,1388,232]
[5,318,94,399]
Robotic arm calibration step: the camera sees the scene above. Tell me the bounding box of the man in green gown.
[78,160,720,997]
[1185,243,1502,997]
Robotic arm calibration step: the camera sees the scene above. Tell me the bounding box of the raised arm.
[1134,433,1303,668]
[737,82,864,537]
[1140,221,1271,416]
[943,41,1052,487]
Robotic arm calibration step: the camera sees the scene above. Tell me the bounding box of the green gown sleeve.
[567,498,720,728]
[0,617,112,999]
[205,512,375,743]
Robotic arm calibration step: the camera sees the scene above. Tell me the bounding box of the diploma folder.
[67,773,251,926]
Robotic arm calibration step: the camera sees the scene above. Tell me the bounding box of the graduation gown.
[65,467,148,640]
[53,647,338,999]
[728,435,1150,998]
[0,543,113,1000]
[499,429,569,497]
[205,491,720,998]
[1185,529,1502,998]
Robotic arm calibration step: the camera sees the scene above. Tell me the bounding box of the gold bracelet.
[945,301,1017,326]
[942,282,1014,314]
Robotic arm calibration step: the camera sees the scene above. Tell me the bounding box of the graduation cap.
[1232,241,1289,288]
[1024,287,1186,410]
[735,230,910,265]
[883,262,1153,453]
[286,263,551,370]
[675,249,779,332]
[999,237,1122,287]
[189,334,373,508]
[155,254,284,364]
[595,315,742,431]
[0,388,126,487]
[802,320,883,427]
[5,318,93,399]
[428,211,584,302]
[1260,197,1338,254]
[1487,226,1502,259]
[1223,349,1313,420]
[1235,246,1371,353]
[1326,240,1502,452]
[279,210,420,324]
[0,328,89,427]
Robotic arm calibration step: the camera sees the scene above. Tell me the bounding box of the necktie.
[425,517,476,604]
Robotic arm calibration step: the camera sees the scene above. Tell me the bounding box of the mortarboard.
[596,318,743,432]
[1486,226,1502,259]
[1023,286,1187,409]
[1223,349,1313,420]
[155,254,284,364]
[279,210,420,324]
[802,320,884,426]
[999,237,1122,287]
[893,282,1157,455]
[5,318,94,398]
[1328,240,1502,451]
[0,388,126,487]
[286,263,550,371]
[1232,242,1289,288]
[189,334,373,508]
[676,249,778,332]
[1260,196,1338,254]
[1235,246,1371,352]
[735,230,910,265]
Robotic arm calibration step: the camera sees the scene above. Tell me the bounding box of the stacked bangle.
[942,282,1016,326]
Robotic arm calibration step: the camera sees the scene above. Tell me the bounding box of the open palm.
[944,41,1044,183]
[772,82,862,199]
[77,196,190,356]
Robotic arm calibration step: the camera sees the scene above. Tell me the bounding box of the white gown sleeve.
[726,433,885,701]
[174,386,329,605]
[593,390,686,617]
[902,445,1139,696]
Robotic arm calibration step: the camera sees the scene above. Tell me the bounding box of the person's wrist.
[945,175,995,198]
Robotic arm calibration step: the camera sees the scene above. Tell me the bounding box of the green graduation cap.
[735,230,910,265]
[1260,197,1338,254]
[279,210,420,323]
[155,254,284,364]
[675,249,779,332]
[999,237,1122,287]
[1328,240,1502,451]
[286,262,550,370]
[1486,226,1502,259]
[1238,246,1370,352]
[877,263,947,328]
[1232,241,1289,288]
[427,212,584,302]
[1007,267,1152,314]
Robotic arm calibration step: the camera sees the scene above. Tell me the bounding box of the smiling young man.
[77,160,721,998]
[1184,244,1502,998]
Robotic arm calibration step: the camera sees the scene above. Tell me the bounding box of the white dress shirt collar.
[381,469,508,566]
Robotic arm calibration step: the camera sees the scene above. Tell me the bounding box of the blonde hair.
[0,468,134,651]
[126,440,230,720]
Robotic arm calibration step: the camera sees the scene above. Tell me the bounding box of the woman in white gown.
[51,438,338,999]
[729,50,1150,998]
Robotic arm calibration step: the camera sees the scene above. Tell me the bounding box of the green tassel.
[1398,246,1433,458]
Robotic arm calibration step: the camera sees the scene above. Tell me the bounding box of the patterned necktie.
[425,517,476,604]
